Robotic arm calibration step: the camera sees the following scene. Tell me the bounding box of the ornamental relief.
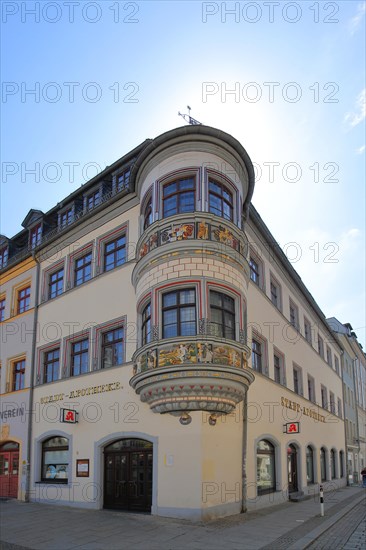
[138,219,245,259]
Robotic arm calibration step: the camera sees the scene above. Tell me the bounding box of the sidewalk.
[0,486,365,550]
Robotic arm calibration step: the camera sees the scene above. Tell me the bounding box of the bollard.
[320,484,324,517]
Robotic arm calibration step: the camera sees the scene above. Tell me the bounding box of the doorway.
[287,444,298,493]
[0,441,19,498]
[104,439,153,512]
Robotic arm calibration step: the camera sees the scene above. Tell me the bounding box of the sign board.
[283,422,300,434]
[60,408,78,423]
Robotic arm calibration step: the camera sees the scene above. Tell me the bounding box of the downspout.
[25,252,40,502]
[241,391,248,513]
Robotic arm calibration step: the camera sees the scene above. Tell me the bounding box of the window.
[338,398,342,418]
[49,268,64,299]
[249,257,260,285]
[143,196,153,230]
[304,317,312,344]
[334,356,340,375]
[257,440,276,494]
[329,391,336,414]
[318,335,324,358]
[102,327,124,368]
[116,168,130,192]
[17,286,31,314]
[42,437,68,483]
[331,449,336,479]
[74,253,92,286]
[210,291,235,339]
[44,349,59,383]
[0,298,5,322]
[30,224,42,248]
[104,235,126,272]
[86,190,100,210]
[273,351,284,385]
[270,275,281,310]
[162,288,196,338]
[162,178,195,218]
[289,300,299,329]
[13,359,25,391]
[0,247,8,269]
[208,180,233,221]
[141,303,151,346]
[320,448,326,481]
[307,375,315,403]
[252,339,262,373]
[339,451,344,478]
[60,208,73,228]
[293,364,302,395]
[71,339,89,376]
[306,446,314,484]
[321,385,328,409]
[326,346,332,367]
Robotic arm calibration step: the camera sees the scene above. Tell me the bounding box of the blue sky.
[1,1,365,345]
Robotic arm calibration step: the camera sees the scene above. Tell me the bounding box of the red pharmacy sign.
[60,408,78,423]
[284,422,300,434]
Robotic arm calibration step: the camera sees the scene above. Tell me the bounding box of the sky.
[1,0,365,347]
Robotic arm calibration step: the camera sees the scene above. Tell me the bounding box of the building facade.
[1,126,348,519]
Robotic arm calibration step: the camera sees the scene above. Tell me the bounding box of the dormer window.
[116,168,130,192]
[163,178,195,218]
[60,208,74,228]
[208,180,233,221]
[30,224,42,249]
[86,190,100,210]
[0,247,8,269]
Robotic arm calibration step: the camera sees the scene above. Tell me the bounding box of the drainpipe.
[241,391,248,513]
[25,253,40,502]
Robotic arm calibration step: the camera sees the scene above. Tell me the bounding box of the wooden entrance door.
[287,444,298,493]
[104,439,153,512]
[0,442,19,498]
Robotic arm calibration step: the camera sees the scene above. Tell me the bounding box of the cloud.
[349,2,366,35]
[344,88,366,128]
[356,145,365,154]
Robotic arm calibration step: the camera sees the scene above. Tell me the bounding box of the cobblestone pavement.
[306,499,365,550]
[0,487,364,550]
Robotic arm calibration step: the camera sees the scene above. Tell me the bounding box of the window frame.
[0,296,5,322]
[251,336,267,374]
[41,436,69,484]
[289,299,299,330]
[85,189,101,211]
[269,273,282,311]
[318,334,324,358]
[320,447,327,482]
[209,290,236,340]
[12,358,25,391]
[304,317,312,345]
[30,223,42,249]
[321,385,328,410]
[101,326,124,369]
[141,302,152,346]
[208,179,234,222]
[116,167,131,193]
[162,177,196,219]
[74,252,92,287]
[329,391,336,414]
[326,346,333,367]
[0,246,9,269]
[70,338,89,377]
[59,207,74,229]
[48,267,64,299]
[292,363,303,395]
[273,348,285,385]
[161,288,197,339]
[103,234,126,272]
[43,348,60,384]
[330,449,336,479]
[306,446,315,484]
[257,439,276,495]
[307,374,316,403]
[17,286,31,314]
[143,194,153,231]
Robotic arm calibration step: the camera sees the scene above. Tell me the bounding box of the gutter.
[241,392,248,513]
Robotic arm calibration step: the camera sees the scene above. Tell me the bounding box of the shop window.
[162,178,195,218]
[209,291,235,340]
[339,451,344,478]
[41,437,69,483]
[331,449,337,479]
[44,349,60,383]
[141,302,151,346]
[257,440,276,494]
[101,327,124,368]
[162,288,196,338]
[306,446,314,484]
[208,179,233,221]
[320,447,327,481]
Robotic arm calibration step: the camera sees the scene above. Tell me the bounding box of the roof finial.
[178,105,202,125]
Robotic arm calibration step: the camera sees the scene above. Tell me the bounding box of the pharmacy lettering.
[40,382,123,404]
[281,397,326,423]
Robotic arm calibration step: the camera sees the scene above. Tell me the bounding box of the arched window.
[208,180,233,221]
[320,447,327,482]
[141,302,152,346]
[306,446,314,484]
[143,195,153,230]
[339,450,344,478]
[42,437,69,483]
[257,439,276,494]
[331,449,336,479]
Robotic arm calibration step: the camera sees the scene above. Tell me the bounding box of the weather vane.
[178,106,202,125]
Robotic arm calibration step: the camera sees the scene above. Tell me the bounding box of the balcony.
[130,336,254,422]
[133,213,250,285]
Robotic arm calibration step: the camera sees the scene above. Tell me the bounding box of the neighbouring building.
[1,125,349,519]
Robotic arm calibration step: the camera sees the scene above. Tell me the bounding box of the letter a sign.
[284,422,300,434]
[60,408,78,423]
